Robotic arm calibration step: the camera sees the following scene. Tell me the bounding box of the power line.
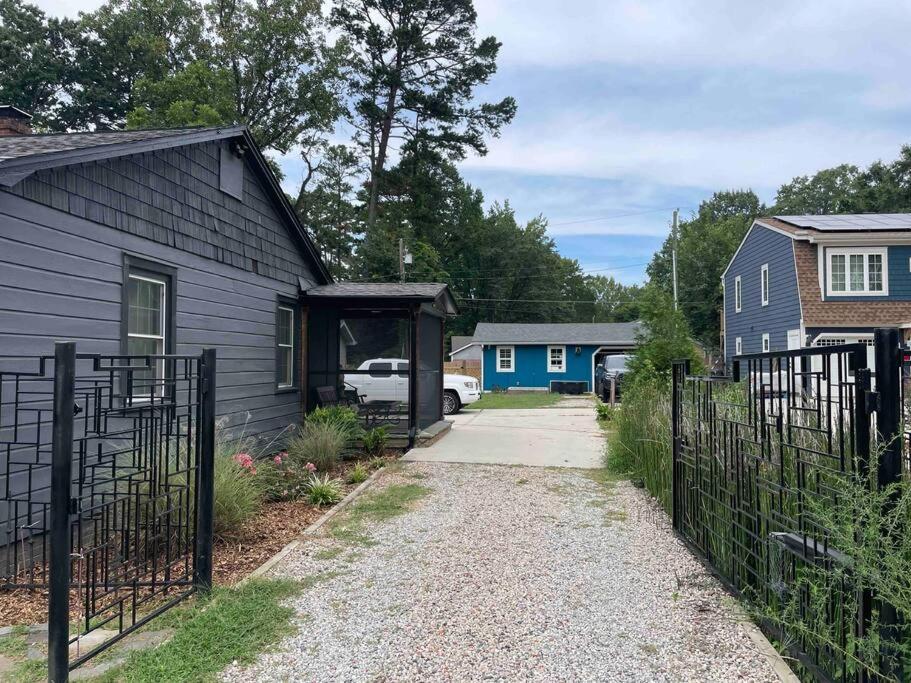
[456,296,713,305]
[548,206,694,227]
[351,259,652,283]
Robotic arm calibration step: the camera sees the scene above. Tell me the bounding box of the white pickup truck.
[344,358,481,415]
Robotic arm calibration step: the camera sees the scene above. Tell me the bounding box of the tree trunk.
[366,82,399,229]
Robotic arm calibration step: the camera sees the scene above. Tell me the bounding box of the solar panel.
[775,214,911,231]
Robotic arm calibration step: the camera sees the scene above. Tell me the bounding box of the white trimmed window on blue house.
[761,264,769,306]
[497,345,514,372]
[547,345,565,372]
[735,275,742,312]
[826,247,887,296]
[735,337,742,355]
[762,333,770,353]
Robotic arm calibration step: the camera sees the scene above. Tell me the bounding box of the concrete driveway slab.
[404,402,604,468]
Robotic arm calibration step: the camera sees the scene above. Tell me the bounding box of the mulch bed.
[0,456,394,627]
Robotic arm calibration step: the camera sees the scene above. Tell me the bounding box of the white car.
[344,358,480,415]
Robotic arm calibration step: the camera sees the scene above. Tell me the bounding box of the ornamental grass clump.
[287,421,347,472]
[346,462,370,485]
[306,406,363,447]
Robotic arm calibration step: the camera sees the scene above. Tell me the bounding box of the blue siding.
[817,245,911,301]
[724,225,802,364]
[482,344,601,390]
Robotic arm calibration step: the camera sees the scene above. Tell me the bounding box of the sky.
[32,0,911,284]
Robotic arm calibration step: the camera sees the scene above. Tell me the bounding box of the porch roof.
[300,281,458,315]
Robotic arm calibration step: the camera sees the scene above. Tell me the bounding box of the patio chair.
[315,385,361,408]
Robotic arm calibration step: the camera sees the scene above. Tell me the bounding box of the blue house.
[722,214,911,368]
[465,322,641,392]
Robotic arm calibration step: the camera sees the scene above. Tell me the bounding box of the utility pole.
[671,208,679,310]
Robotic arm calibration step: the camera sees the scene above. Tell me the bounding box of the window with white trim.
[127,273,167,398]
[735,337,742,355]
[547,345,565,372]
[826,247,887,296]
[735,276,742,312]
[762,333,770,353]
[276,304,295,389]
[497,346,514,372]
[761,264,769,306]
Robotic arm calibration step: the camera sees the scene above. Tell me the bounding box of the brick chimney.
[0,106,32,136]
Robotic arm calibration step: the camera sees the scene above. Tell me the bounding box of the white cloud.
[461,113,907,194]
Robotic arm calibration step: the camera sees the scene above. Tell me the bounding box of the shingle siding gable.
[6,140,319,289]
[724,225,801,363]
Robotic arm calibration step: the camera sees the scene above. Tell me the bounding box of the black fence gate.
[672,328,906,682]
[1,342,215,681]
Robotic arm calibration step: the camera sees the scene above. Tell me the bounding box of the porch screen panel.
[417,312,443,429]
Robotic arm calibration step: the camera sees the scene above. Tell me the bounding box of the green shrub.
[306,473,343,506]
[306,406,363,446]
[367,456,387,471]
[606,367,672,512]
[595,402,616,422]
[287,421,347,472]
[362,427,389,457]
[346,462,370,484]
[255,450,310,502]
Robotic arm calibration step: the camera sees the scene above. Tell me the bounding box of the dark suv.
[596,354,631,401]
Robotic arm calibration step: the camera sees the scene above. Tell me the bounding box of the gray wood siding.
[0,140,321,443]
[724,225,802,364]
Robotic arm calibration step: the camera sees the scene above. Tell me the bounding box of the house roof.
[303,282,458,315]
[773,214,911,232]
[471,322,642,345]
[0,125,331,284]
[450,335,474,353]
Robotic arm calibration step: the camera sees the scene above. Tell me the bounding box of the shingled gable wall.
[793,240,911,327]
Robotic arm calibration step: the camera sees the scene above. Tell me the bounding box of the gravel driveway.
[224,463,785,682]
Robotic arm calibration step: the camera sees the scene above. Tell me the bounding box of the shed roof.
[303,282,458,315]
[450,335,474,352]
[471,322,641,345]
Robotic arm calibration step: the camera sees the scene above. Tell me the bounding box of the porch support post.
[408,305,419,448]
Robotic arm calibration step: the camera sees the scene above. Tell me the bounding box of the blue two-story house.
[463,322,641,392]
[722,214,911,368]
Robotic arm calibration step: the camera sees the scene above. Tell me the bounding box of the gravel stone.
[223,462,784,682]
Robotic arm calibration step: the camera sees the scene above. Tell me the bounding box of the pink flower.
[274,455,283,465]
[233,452,254,469]
[305,462,317,472]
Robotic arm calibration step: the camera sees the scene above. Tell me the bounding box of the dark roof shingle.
[471,322,641,345]
[0,127,229,162]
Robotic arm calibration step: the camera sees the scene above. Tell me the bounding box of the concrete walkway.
[404,398,604,468]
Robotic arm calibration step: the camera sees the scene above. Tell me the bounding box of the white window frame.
[762,333,770,353]
[734,275,742,312]
[276,304,295,389]
[825,247,888,297]
[547,345,566,373]
[760,264,769,306]
[735,337,742,355]
[127,273,167,400]
[496,345,514,373]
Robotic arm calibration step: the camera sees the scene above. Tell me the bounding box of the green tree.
[648,190,762,348]
[627,285,702,383]
[126,0,342,161]
[300,145,363,279]
[63,0,205,130]
[0,0,76,130]
[773,164,862,214]
[331,0,517,229]
[585,275,642,322]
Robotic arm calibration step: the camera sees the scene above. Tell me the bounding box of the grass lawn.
[464,392,565,410]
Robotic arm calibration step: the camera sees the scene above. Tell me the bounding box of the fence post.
[48,342,76,683]
[671,359,689,532]
[194,348,216,592]
[872,328,902,676]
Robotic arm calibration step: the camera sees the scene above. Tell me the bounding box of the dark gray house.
[0,107,454,444]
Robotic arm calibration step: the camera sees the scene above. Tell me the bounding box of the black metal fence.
[0,343,215,681]
[672,328,906,682]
